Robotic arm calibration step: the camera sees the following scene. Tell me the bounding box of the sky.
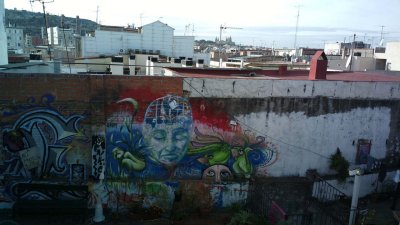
[4,0,400,48]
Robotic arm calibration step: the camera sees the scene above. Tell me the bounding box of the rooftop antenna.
[140,13,144,27]
[96,5,99,25]
[30,0,54,61]
[379,25,385,46]
[184,24,190,36]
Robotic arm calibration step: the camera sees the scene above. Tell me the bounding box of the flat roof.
[168,67,400,82]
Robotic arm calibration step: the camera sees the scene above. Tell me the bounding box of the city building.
[6,24,24,53]
[375,41,400,71]
[47,26,75,47]
[80,20,194,59]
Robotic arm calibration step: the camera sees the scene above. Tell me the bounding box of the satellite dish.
[345,56,352,68]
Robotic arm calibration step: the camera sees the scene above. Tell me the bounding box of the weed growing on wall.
[329,148,349,183]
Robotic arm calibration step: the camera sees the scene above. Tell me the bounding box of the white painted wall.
[385,42,400,71]
[173,36,194,58]
[0,0,8,65]
[184,78,400,177]
[324,43,341,55]
[183,78,400,100]
[237,108,390,177]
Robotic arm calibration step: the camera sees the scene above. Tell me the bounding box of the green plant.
[228,210,270,225]
[329,148,349,183]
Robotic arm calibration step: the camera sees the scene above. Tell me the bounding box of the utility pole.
[96,5,99,27]
[218,25,242,68]
[349,34,356,71]
[293,5,302,62]
[30,0,54,61]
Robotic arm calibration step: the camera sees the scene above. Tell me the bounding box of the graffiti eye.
[206,170,215,177]
[207,154,214,159]
[239,150,244,155]
[220,171,230,178]
[152,130,166,141]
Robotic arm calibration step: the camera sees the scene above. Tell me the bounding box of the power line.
[182,79,331,160]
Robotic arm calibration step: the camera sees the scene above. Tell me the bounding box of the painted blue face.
[144,124,190,165]
[143,95,192,165]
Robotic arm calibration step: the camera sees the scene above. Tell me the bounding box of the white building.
[47,26,75,47]
[0,0,8,65]
[273,48,296,57]
[81,21,194,58]
[6,25,24,53]
[375,42,400,71]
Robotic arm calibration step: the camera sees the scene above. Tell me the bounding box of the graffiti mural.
[105,94,279,211]
[106,95,277,182]
[92,135,106,179]
[107,95,193,180]
[2,108,85,178]
[1,94,88,182]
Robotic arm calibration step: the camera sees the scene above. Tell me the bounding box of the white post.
[348,169,362,225]
[93,169,105,223]
[0,0,8,65]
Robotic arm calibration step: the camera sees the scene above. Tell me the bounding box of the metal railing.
[312,175,347,202]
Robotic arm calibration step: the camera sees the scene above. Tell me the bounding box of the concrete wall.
[184,78,400,177]
[1,74,400,214]
[328,57,376,71]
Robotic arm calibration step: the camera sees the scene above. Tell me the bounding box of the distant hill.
[5,8,98,36]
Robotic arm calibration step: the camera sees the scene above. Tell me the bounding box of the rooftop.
[168,67,400,82]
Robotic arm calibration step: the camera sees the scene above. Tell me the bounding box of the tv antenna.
[30,0,54,60]
[379,25,385,46]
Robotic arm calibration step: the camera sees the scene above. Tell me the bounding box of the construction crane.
[219,25,242,68]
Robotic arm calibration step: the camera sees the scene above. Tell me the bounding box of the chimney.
[309,51,328,80]
[278,65,287,75]
[76,16,81,35]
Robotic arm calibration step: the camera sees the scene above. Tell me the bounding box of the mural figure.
[202,165,232,183]
[142,95,192,165]
[108,95,193,179]
[188,128,277,179]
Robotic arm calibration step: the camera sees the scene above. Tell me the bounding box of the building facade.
[6,25,24,53]
[81,21,194,58]
[47,26,75,47]
[375,41,400,71]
